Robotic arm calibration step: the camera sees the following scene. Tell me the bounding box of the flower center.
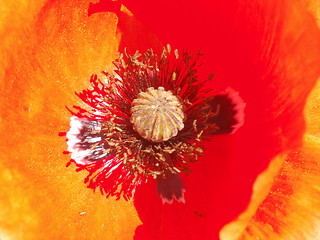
[130,87,185,142]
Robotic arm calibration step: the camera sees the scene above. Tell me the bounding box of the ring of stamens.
[130,87,185,142]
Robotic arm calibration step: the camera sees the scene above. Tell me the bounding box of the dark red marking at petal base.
[157,173,185,204]
[208,87,246,134]
[66,117,111,164]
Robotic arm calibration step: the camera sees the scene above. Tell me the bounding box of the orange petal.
[221,135,320,239]
[0,0,140,239]
[297,0,320,26]
[305,80,320,136]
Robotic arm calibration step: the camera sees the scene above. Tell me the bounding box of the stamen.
[64,46,245,202]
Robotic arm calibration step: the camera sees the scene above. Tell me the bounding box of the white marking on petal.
[160,188,186,205]
[223,87,246,134]
[66,117,94,165]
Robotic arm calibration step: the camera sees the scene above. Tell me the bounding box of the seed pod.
[130,87,185,142]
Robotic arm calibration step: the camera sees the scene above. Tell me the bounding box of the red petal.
[120,0,320,238]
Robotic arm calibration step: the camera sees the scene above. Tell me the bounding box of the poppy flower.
[0,1,320,240]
